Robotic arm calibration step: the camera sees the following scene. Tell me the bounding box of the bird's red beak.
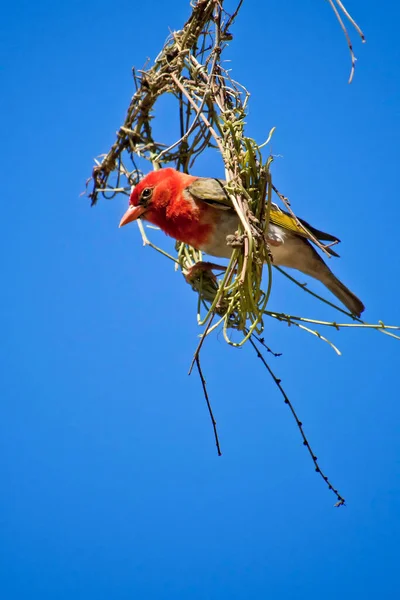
[119,205,146,228]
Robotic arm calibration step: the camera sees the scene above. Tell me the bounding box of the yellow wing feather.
[269,209,309,236]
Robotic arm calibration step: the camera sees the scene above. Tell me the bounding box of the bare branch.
[194,355,222,456]
[249,336,346,506]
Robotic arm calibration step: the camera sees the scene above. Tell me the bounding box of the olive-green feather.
[188,178,232,209]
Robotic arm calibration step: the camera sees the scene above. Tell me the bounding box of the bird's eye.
[140,187,153,203]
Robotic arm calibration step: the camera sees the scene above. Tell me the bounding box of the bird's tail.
[321,271,365,317]
[268,235,365,316]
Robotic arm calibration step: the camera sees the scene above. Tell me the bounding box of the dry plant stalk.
[87,0,397,505]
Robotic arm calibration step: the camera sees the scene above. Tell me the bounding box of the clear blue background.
[1,1,399,598]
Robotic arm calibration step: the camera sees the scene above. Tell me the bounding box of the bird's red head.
[119,168,196,229]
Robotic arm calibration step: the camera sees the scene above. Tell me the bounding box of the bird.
[119,168,364,316]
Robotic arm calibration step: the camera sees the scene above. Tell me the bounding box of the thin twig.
[188,312,216,375]
[170,72,225,155]
[335,0,366,41]
[253,334,282,357]
[327,0,365,83]
[249,336,345,506]
[194,355,222,456]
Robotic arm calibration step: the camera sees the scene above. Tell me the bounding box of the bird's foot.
[184,261,227,283]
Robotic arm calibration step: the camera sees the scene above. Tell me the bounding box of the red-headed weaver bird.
[119,168,364,316]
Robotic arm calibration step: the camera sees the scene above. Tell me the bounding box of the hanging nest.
[87,0,390,350]
[87,0,398,505]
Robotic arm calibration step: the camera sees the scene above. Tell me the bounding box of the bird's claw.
[184,261,226,284]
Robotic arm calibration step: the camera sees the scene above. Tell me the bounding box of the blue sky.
[1,1,400,598]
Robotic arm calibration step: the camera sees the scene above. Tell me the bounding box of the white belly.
[199,215,291,266]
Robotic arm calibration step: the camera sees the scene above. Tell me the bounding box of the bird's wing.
[270,210,340,257]
[187,177,340,257]
[186,177,233,210]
